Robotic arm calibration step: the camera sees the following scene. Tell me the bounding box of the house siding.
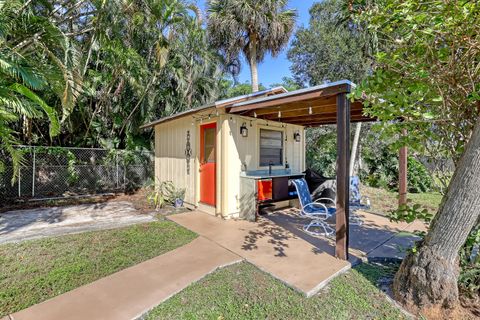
[154,111,305,219]
[220,114,305,218]
[155,116,198,207]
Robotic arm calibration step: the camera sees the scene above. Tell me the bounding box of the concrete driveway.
[0,201,155,244]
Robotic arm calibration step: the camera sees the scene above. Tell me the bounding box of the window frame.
[258,127,284,167]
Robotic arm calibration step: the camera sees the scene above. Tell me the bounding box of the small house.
[141,80,374,259]
[141,80,371,216]
[141,86,305,218]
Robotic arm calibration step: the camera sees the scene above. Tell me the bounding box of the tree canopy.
[1,0,223,156]
[207,0,297,92]
[351,0,480,188]
[351,0,480,311]
[288,0,372,86]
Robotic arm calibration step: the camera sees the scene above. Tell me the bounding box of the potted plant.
[173,188,186,208]
[146,180,185,209]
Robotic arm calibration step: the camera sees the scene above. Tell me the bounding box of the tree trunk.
[393,117,480,311]
[249,33,259,93]
[350,122,362,176]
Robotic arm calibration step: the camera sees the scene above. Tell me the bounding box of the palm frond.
[0,52,47,90]
[0,119,24,180]
[9,83,60,137]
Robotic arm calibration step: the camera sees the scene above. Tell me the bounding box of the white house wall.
[154,116,199,207]
[154,111,305,218]
[220,114,305,218]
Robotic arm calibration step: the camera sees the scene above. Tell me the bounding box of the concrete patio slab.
[168,211,352,296]
[367,231,422,261]
[0,201,155,244]
[265,209,425,260]
[9,237,241,320]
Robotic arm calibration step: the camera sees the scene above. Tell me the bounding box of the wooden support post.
[336,92,350,260]
[399,144,408,206]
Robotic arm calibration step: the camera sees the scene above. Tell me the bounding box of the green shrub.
[305,127,337,177]
[406,157,433,193]
[305,126,433,193]
[146,180,185,209]
[459,225,480,297]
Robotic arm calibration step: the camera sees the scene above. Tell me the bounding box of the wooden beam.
[260,104,338,120]
[336,92,350,260]
[284,118,373,127]
[229,84,350,113]
[399,131,408,206]
[240,97,337,117]
[271,109,365,123]
[278,114,370,126]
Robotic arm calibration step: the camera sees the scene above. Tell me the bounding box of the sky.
[197,1,318,87]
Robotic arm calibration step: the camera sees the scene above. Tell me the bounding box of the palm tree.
[207,0,297,92]
[0,0,81,178]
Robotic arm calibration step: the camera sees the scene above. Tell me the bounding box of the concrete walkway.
[7,237,242,320]
[168,210,425,296]
[0,201,155,244]
[169,211,352,296]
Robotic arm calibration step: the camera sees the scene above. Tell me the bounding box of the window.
[203,127,216,163]
[259,129,283,166]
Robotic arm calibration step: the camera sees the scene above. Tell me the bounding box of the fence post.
[18,166,21,197]
[116,151,119,189]
[32,147,36,197]
[123,151,126,191]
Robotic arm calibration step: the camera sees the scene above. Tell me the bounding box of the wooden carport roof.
[229,80,375,261]
[228,80,374,126]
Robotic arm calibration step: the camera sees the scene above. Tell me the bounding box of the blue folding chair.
[292,178,335,236]
[315,176,369,226]
[350,176,370,211]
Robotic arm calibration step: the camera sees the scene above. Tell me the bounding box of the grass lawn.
[0,219,196,317]
[363,186,442,215]
[145,261,406,320]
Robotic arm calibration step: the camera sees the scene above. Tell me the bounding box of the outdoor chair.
[293,176,370,235]
[315,176,369,226]
[292,178,335,237]
[349,176,370,209]
[349,176,370,224]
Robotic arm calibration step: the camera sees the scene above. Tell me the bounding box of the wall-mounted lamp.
[240,122,248,137]
[293,130,301,142]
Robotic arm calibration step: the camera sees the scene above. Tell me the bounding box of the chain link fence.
[0,146,154,201]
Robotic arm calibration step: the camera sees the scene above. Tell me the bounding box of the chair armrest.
[303,202,330,217]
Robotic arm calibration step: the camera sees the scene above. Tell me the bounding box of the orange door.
[200,123,216,206]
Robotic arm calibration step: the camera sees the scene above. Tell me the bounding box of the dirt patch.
[367,261,478,320]
[0,201,157,244]
[460,295,480,319]
[420,304,478,320]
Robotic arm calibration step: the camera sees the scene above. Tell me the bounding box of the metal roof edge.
[140,86,288,129]
[213,86,287,107]
[139,104,215,129]
[231,80,355,108]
